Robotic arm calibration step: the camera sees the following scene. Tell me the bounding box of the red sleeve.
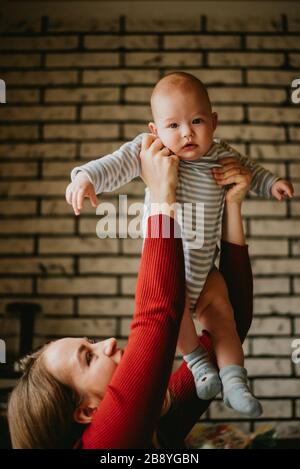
[79,214,185,449]
[156,240,253,448]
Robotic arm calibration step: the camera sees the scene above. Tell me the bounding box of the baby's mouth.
[183,143,198,150]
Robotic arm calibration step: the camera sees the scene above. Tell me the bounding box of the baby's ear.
[148,121,157,136]
[212,112,218,131]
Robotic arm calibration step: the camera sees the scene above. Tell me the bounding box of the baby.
[66,71,294,418]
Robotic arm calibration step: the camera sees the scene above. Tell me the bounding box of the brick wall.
[0,1,300,438]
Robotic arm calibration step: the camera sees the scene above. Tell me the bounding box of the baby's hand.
[271,179,294,201]
[65,172,98,215]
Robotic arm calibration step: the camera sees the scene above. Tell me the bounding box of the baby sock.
[219,365,263,418]
[183,346,222,400]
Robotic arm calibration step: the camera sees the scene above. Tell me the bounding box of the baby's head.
[149,71,217,161]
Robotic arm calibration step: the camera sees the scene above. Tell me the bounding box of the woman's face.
[44,337,123,405]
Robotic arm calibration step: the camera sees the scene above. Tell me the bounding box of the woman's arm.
[156,164,253,448]
[80,136,184,449]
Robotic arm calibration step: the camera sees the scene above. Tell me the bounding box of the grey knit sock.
[219,365,263,418]
[183,346,221,400]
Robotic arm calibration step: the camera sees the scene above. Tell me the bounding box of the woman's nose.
[102,337,117,356]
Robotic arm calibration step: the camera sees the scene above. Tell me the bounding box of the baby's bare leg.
[195,269,262,417]
[196,269,244,369]
[177,291,201,356]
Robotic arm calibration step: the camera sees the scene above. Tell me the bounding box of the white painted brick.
[85,35,158,49]
[35,318,116,337]
[48,16,118,32]
[209,87,286,104]
[81,104,152,121]
[216,125,285,141]
[290,127,300,141]
[165,35,240,49]
[252,258,300,275]
[122,239,143,254]
[291,202,300,216]
[0,200,37,215]
[209,52,284,67]
[0,257,73,275]
[45,87,119,103]
[125,51,202,67]
[210,399,291,420]
[0,143,76,159]
[0,237,34,254]
[245,358,292,376]
[248,36,300,50]
[46,52,119,68]
[44,123,118,140]
[0,36,78,50]
[254,297,300,315]
[294,279,300,295]
[80,256,140,274]
[249,107,300,124]
[38,276,117,295]
[248,239,289,256]
[254,379,300,397]
[242,200,286,217]
[1,70,78,86]
[83,69,159,85]
[0,278,31,294]
[78,298,135,316]
[0,218,74,234]
[296,400,300,417]
[253,277,290,295]
[252,338,295,356]
[213,105,244,122]
[251,220,300,237]
[120,318,132,337]
[248,70,300,85]
[250,144,300,161]
[0,162,37,179]
[0,297,73,316]
[121,277,137,295]
[0,125,38,140]
[126,16,199,32]
[39,236,118,254]
[248,318,291,336]
[0,106,76,122]
[0,181,67,196]
[207,16,282,32]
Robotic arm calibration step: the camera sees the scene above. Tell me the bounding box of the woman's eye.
[86,351,93,365]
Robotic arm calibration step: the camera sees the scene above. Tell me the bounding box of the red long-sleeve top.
[76,214,253,449]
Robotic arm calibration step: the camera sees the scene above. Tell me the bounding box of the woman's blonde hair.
[8,344,84,449]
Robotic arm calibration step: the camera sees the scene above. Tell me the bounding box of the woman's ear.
[148,121,158,136]
[73,404,98,424]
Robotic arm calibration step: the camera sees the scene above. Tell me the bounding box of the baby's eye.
[169,123,178,129]
[193,118,202,124]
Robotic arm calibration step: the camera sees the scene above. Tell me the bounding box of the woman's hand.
[139,134,179,205]
[212,157,252,204]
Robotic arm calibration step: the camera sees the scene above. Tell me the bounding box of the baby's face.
[150,88,217,161]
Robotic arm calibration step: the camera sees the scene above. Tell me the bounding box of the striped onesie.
[71,132,279,309]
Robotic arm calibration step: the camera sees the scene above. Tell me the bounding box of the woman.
[8,137,253,449]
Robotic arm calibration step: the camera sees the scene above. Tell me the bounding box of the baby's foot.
[183,346,221,400]
[219,365,263,417]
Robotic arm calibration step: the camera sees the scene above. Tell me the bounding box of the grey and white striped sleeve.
[220,140,281,199]
[70,133,145,194]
